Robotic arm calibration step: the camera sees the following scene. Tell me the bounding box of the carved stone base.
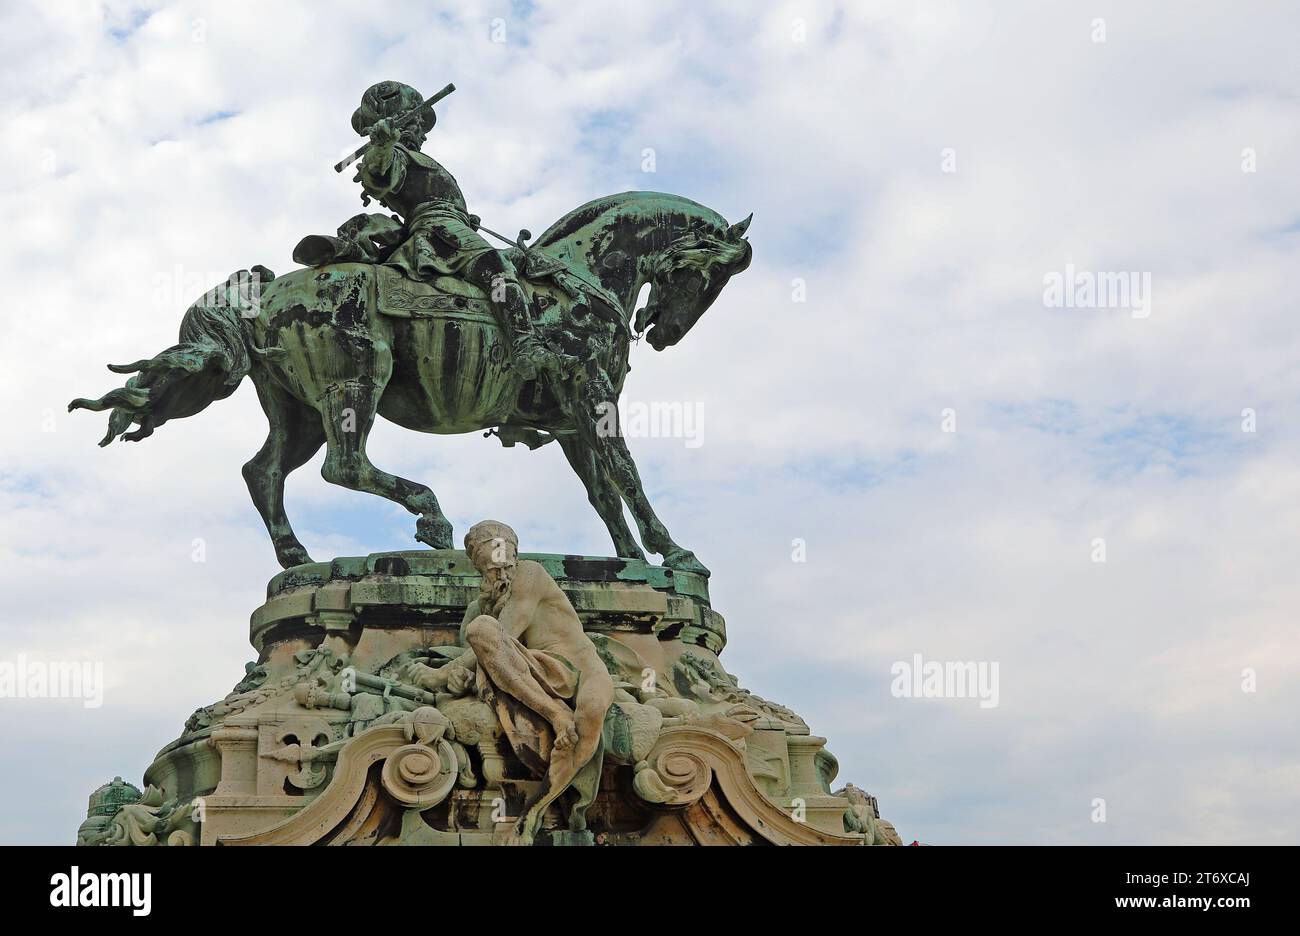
[76,551,900,847]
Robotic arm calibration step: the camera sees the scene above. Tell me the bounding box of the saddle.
[293,211,626,328]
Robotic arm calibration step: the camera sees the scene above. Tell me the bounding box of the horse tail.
[69,275,259,446]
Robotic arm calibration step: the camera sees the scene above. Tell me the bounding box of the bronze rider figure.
[351,80,564,380]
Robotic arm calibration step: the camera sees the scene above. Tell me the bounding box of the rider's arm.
[355,121,407,202]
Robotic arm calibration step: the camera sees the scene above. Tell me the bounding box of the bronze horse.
[70,192,752,575]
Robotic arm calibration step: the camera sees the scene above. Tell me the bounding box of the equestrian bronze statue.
[70,80,752,577]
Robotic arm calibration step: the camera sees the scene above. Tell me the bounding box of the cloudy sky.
[2,0,1297,845]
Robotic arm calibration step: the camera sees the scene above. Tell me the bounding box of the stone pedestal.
[76,550,897,847]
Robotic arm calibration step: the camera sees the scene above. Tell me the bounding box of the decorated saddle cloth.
[374,258,623,331]
[374,264,492,319]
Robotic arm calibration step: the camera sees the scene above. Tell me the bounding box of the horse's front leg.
[556,433,644,561]
[315,371,453,551]
[243,377,325,569]
[567,375,709,577]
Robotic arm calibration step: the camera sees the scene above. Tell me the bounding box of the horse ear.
[725,213,753,241]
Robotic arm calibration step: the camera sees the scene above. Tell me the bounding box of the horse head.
[533,193,753,353]
[634,212,752,351]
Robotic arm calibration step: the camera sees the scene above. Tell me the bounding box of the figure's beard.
[478,566,514,617]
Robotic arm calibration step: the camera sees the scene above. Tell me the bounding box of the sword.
[333,82,456,173]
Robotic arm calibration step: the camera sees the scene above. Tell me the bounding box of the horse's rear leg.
[316,379,453,549]
[557,434,644,560]
[243,379,325,569]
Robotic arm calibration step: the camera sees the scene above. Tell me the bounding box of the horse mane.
[533,191,731,248]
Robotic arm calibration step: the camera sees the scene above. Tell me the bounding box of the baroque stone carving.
[77,533,901,845]
[398,520,615,845]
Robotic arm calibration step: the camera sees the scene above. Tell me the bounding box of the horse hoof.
[276,543,313,569]
[415,516,453,550]
[662,548,710,578]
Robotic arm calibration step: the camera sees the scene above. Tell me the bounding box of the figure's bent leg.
[566,738,605,832]
[557,434,644,560]
[567,672,613,766]
[243,379,326,568]
[464,616,576,745]
[316,377,452,549]
[515,672,613,842]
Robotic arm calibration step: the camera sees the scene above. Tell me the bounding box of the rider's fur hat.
[351,80,436,136]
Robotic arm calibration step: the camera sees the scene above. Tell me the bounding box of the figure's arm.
[397,604,480,693]
[440,566,549,695]
[449,599,481,675]
[354,119,407,203]
[399,652,476,696]
[398,659,449,691]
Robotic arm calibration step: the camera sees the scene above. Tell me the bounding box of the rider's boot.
[495,281,576,380]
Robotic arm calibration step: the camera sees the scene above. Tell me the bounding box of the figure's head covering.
[351,80,436,136]
[464,520,518,560]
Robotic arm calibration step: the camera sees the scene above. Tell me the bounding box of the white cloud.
[1,0,1297,844]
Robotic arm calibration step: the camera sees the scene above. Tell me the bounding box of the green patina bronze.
[70,80,751,576]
